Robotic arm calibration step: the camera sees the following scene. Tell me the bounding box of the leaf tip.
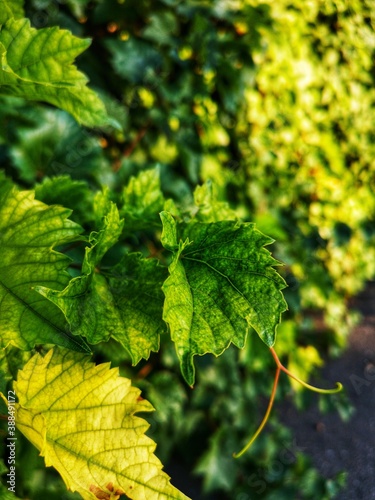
[180,353,196,387]
[160,211,178,250]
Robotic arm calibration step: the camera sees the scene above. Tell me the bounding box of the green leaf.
[37,204,167,364]
[6,106,111,183]
[83,202,124,273]
[65,0,91,19]
[142,12,179,46]
[193,180,239,222]
[93,188,115,228]
[35,176,94,226]
[160,212,287,385]
[106,38,163,84]
[107,252,168,362]
[0,346,30,416]
[0,18,109,127]
[35,203,124,342]
[0,0,24,23]
[10,348,190,500]
[0,181,90,353]
[0,345,31,388]
[194,429,236,493]
[121,167,166,233]
[0,465,22,500]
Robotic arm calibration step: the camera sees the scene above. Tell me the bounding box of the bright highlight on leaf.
[160,211,288,386]
[0,180,89,353]
[12,348,190,500]
[0,18,110,127]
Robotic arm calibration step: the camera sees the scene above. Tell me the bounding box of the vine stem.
[269,347,343,395]
[233,346,343,458]
[233,365,281,458]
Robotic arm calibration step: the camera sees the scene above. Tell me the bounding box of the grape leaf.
[35,176,94,226]
[121,167,166,233]
[107,252,167,361]
[0,18,110,127]
[0,345,31,388]
[193,180,238,222]
[8,348,190,500]
[0,181,89,353]
[160,212,287,386]
[194,429,236,493]
[35,202,124,342]
[6,106,111,183]
[0,0,24,23]
[37,204,167,363]
[106,38,163,84]
[93,188,114,228]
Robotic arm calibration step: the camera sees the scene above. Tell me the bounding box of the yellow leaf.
[13,348,190,500]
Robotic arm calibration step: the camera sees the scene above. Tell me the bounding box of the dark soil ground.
[279,282,375,499]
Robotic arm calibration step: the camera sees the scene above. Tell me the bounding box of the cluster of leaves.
[4,0,372,343]
[1,0,373,498]
[241,0,375,341]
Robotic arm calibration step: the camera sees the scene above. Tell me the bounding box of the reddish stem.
[233,365,281,458]
[233,346,343,458]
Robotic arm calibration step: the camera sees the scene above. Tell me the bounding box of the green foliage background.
[1,0,374,498]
